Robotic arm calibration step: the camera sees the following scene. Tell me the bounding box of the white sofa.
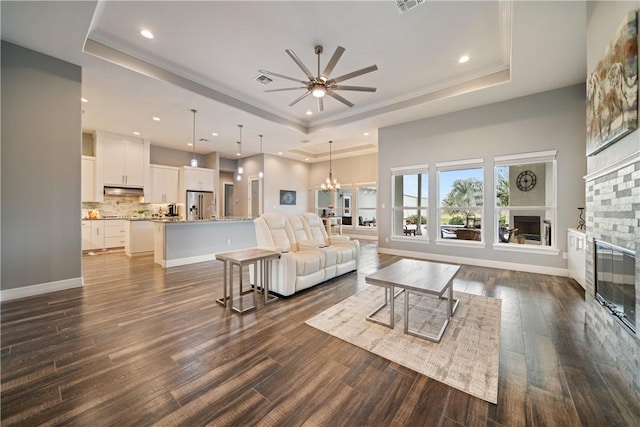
[253,212,360,296]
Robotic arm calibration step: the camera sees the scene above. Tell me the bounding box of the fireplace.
[594,240,636,335]
[513,216,540,241]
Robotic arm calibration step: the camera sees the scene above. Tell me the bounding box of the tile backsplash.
[82,195,172,218]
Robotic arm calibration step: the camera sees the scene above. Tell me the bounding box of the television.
[594,240,636,334]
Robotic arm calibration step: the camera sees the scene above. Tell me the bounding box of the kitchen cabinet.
[100,133,145,187]
[104,220,126,248]
[125,220,154,256]
[82,220,104,251]
[82,156,96,202]
[567,228,586,289]
[182,166,215,192]
[149,165,179,203]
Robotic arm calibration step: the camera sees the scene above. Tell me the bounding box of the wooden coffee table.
[365,259,460,342]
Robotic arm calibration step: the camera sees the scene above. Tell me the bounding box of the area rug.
[305,285,501,403]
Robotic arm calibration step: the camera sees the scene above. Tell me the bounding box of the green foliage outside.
[448,216,465,225]
[442,177,483,227]
[405,214,427,224]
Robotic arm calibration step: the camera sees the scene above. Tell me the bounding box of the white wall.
[263,155,310,215]
[1,42,82,294]
[378,84,587,271]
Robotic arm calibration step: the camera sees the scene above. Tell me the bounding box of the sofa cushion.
[295,250,325,275]
[262,212,294,252]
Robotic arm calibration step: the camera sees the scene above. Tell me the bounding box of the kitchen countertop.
[155,217,253,223]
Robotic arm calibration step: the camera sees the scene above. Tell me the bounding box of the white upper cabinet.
[182,166,215,192]
[101,134,145,186]
[149,164,180,203]
[95,132,150,202]
[81,156,96,202]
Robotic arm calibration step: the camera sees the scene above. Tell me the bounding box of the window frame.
[436,158,485,248]
[355,182,378,229]
[390,165,429,242]
[493,150,559,255]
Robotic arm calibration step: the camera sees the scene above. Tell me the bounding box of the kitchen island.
[153,218,257,268]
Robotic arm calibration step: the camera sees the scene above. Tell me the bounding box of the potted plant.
[516,234,526,244]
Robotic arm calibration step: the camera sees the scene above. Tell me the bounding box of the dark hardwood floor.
[2,242,639,426]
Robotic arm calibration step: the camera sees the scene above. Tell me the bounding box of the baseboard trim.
[0,277,84,301]
[377,248,568,277]
[162,254,215,268]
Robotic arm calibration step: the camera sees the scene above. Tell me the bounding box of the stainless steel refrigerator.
[186,190,214,220]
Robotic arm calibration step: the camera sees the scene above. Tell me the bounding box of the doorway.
[249,177,262,218]
[223,182,234,217]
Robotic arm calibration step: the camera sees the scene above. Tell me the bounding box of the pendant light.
[236,124,243,179]
[258,134,264,179]
[190,109,198,167]
[320,140,340,192]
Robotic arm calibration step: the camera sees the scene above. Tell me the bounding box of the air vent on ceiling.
[396,0,425,13]
[255,74,273,85]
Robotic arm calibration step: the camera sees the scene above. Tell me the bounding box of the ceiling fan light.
[312,86,326,98]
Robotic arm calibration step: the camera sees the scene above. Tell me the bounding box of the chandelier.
[321,140,340,192]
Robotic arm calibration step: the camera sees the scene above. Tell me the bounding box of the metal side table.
[215,248,280,314]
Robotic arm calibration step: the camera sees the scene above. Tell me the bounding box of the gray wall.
[1,41,82,291]
[378,84,587,270]
[150,144,205,168]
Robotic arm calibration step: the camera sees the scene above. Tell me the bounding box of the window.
[356,183,377,227]
[391,165,428,239]
[315,186,354,227]
[315,188,332,217]
[437,159,484,243]
[494,150,557,248]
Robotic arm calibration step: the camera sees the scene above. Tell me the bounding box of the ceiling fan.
[259,45,378,112]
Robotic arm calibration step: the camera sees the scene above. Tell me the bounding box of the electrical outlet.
[562,252,568,259]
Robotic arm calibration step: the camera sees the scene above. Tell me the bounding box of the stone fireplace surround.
[585,157,640,397]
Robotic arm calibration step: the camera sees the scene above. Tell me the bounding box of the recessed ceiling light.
[187,143,193,147]
[133,131,140,136]
[152,116,161,121]
[306,110,313,115]
[458,55,470,64]
[211,132,218,137]
[278,152,283,155]
[305,158,310,161]
[81,97,88,103]
[363,132,369,136]
[140,29,154,39]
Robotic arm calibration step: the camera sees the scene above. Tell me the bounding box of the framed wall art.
[587,10,639,156]
[280,190,296,205]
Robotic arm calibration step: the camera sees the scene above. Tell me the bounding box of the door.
[249,178,261,218]
[224,183,234,217]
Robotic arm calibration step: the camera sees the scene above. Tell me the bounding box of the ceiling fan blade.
[321,46,345,78]
[288,90,311,107]
[327,91,354,108]
[329,65,378,84]
[333,85,377,92]
[285,49,315,80]
[258,69,307,84]
[264,87,307,92]
[318,97,324,112]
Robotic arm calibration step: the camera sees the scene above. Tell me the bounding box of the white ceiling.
[1,1,586,162]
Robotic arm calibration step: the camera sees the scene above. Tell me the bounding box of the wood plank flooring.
[2,243,639,426]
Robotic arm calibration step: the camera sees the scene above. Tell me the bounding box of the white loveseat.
[253,212,360,296]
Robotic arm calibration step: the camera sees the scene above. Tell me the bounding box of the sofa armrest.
[298,239,328,249]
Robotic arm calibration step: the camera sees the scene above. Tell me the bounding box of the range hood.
[103,186,144,197]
